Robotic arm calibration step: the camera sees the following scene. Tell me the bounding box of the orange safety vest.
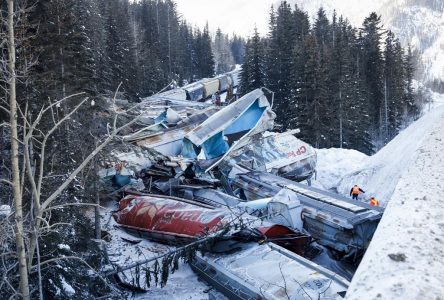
[369,198,379,206]
[352,186,361,195]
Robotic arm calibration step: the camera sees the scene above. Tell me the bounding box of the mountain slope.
[285,0,444,84]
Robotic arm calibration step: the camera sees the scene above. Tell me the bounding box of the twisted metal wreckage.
[99,75,383,299]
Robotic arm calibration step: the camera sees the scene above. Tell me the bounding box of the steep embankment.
[346,103,444,299]
[336,104,444,206]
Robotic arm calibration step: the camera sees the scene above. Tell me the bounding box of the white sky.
[174,0,276,37]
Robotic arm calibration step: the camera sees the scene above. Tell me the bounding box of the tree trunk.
[339,88,343,148]
[7,0,30,298]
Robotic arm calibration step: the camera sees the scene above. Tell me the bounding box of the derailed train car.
[231,171,383,260]
[202,78,220,99]
[191,242,349,300]
[216,75,230,92]
[181,69,241,102]
[184,83,204,101]
[227,70,240,87]
[134,107,218,156]
[181,89,275,169]
[227,130,317,182]
[113,193,312,253]
[113,194,232,245]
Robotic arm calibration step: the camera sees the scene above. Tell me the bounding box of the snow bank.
[0,205,11,216]
[337,105,444,206]
[313,148,368,190]
[346,105,444,299]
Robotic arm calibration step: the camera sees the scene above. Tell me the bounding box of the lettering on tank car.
[171,210,201,222]
[287,146,307,158]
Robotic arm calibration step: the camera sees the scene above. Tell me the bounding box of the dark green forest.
[240,3,422,154]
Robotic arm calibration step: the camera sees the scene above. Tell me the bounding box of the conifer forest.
[0,0,437,299]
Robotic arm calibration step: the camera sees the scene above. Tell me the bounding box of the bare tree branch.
[37,97,89,196]
[42,203,103,213]
[0,179,13,186]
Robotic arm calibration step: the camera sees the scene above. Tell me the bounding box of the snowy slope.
[336,104,444,206]
[286,0,444,83]
[346,104,444,299]
[312,148,368,191]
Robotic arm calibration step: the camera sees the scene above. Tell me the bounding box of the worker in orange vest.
[349,184,365,200]
[369,197,380,206]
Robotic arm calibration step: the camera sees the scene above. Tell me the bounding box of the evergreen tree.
[404,44,419,119]
[265,1,299,128]
[360,12,385,144]
[193,24,215,79]
[213,28,235,74]
[239,27,265,94]
[230,34,246,65]
[103,0,138,97]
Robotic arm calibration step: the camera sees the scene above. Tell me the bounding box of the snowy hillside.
[336,104,444,205]
[286,0,444,83]
[312,149,368,191]
[312,93,444,206]
[346,98,444,299]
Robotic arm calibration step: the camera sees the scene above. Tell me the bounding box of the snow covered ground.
[333,104,444,206]
[346,102,444,299]
[312,148,368,191]
[101,200,219,300]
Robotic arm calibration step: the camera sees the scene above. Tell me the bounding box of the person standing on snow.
[369,197,380,206]
[350,184,365,200]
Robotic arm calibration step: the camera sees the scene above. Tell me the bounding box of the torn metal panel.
[182,89,275,169]
[135,107,218,156]
[227,130,317,181]
[191,242,349,300]
[188,189,242,208]
[232,171,383,258]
